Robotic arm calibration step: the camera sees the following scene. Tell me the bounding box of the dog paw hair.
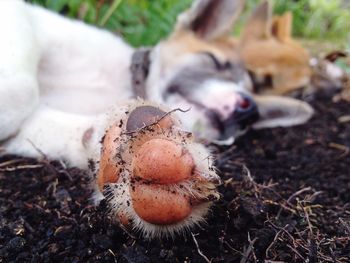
[92,101,220,238]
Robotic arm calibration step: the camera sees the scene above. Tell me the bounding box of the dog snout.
[206,93,259,140]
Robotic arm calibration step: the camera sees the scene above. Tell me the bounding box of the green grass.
[274,0,350,43]
[28,0,192,46]
[28,0,350,48]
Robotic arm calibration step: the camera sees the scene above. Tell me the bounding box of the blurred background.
[27,0,350,52]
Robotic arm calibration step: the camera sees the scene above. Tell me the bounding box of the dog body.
[0,0,316,168]
[0,0,314,168]
[0,0,316,237]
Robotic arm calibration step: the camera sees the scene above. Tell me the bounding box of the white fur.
[0,1,40,140]
[0,1,133,168]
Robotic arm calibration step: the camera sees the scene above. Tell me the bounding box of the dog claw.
[96,102,220,238]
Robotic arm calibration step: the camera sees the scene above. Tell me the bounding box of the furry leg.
[0,1,40,141]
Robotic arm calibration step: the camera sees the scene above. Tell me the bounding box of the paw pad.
[96,102,220,238]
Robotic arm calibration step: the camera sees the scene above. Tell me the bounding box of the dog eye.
[200,52,232,71]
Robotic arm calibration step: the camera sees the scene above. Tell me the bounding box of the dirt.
[0,93,349,263]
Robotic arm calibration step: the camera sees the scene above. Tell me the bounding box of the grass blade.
[99,0,123,27]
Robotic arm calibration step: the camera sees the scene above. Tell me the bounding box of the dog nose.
[214,93,259,140]
[229,93,259,127]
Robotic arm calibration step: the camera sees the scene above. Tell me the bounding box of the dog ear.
[175,0,244,40]
[241,0,271,43]
[271,12,292,42]
[252,95,314,129]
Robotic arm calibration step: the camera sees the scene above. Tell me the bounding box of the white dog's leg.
[3,105,104,169]
[0,1,40,141]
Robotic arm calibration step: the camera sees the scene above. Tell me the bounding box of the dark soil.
[1,94,349,263]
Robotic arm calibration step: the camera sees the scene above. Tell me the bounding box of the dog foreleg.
[3,105,102,169]
[0,1,40,141]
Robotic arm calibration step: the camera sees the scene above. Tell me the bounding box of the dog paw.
[95,102,220,238]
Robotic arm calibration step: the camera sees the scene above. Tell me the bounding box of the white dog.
[0,0,313,237]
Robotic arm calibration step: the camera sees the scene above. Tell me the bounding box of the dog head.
[240,1,311,95]
[143,0,313,144]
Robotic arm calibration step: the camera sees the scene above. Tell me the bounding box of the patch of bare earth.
[0,94,349,262]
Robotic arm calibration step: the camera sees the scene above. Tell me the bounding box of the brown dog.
[239,1,311,95]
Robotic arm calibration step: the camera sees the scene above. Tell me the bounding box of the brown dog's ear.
[252,95,314,129]
[241,0,271,43]
[175,0,244,40]
[271,12,292,42]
